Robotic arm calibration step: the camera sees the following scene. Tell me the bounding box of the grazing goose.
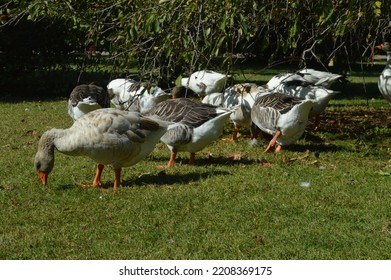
[181,70,227,97]
[274,83,339,129]
[202,83,267,141]
[266,69,342,90]
[266,73,308,90]
[297,68,343,88]
[34,108,177,189]
[375,42,391,109]
[67,84,110,121]
[107,78,171,114]
[250,93,314,153]
[146,98,234,167]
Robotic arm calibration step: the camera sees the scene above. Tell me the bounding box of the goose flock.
[34,47,390,188]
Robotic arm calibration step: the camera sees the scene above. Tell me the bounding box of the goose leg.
[167,151,177,167]
[113,168,121,189]
[312,115,321,131]
[222,126,239,142]
[156,151,177,169]
[92,164,104,187]
[264,130,281,153]
[188,152,195,165]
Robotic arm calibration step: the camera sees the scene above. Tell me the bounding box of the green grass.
[0,71,390,260]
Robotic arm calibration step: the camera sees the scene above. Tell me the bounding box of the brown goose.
[34,108,177,189]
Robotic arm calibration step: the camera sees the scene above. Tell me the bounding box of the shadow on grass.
[148,154,257,167]
[123,170,232,188]
[56,170,233,190]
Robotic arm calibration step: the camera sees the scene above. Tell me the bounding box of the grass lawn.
[0,68,390,260]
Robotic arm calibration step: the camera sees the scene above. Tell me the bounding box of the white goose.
[250,92,314,153]
[146,98,234,167]
[107,78,171,114]
[67,84,110,121]
[375,42,391,109]
[266,72,307,90]
[181,70,227,97]
[202,83,267,141]
[34,108,177,189]
[298,68,343,88]
[266,69,343,90]
[274,83,339,129]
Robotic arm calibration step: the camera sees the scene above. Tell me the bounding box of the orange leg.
[167,151,177,167]
[222,126,239,142]
[92,164,104,187]
[113,168,121,189]
[156,151,177,169]
[311,115,321,131]
[264,130,281,153]
[188,152,195,165]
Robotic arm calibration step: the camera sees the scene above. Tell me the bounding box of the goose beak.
[375,44,383,49]
[38,171,48,185]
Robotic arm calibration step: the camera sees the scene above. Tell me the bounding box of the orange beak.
[375,43,383,50]
[38,171,48,185]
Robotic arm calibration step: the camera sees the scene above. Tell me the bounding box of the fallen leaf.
[259,159,272,167]
[254,235,265,245]
[227,153,241,161]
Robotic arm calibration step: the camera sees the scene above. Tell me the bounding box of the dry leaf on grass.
[226,153,242,161]
[259,158,272,167]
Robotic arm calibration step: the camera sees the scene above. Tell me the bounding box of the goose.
[146,98,234,167]
[250,92,314,153]
[181,70,227,97]
[107,78,171,114]
[170,85,197,99]
[375,42,391,110]
[266,69,343,90]
[67,84,110,121]
[274,83,339,129]
[297,68,343,88]
[202,83,267,141]
[266,72,308,90]
[34,108,177,189]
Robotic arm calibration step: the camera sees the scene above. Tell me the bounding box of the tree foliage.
[1,0,390,88]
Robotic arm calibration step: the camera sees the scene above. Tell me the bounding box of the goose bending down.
[274,84,339,129]
[146,98,234,167]
[34,108,177,189]
[67,84,110,121]
[107,78,171,114]
[297,68,343,88]
[250,93,314,153]
[181,70,227,97]
[202,83,267,141]
[266,69,343,90]
[375,42,391,110]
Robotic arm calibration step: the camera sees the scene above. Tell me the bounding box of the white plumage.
[147,98,234,167]
[107,78,170,114]
[202,83,267,141]
[274,83,339,128]
[251,92,314,152]
[67,84,110,121]
[34,108,177,189]
[375,42,391,107]
[181,70,227,96]
[266,69,343,90]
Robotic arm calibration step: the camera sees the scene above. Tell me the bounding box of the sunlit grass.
[0,71,390,260]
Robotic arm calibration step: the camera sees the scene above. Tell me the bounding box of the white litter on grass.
[299,181,311,187]
[319,165,326,170]
[249,138,258,146]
